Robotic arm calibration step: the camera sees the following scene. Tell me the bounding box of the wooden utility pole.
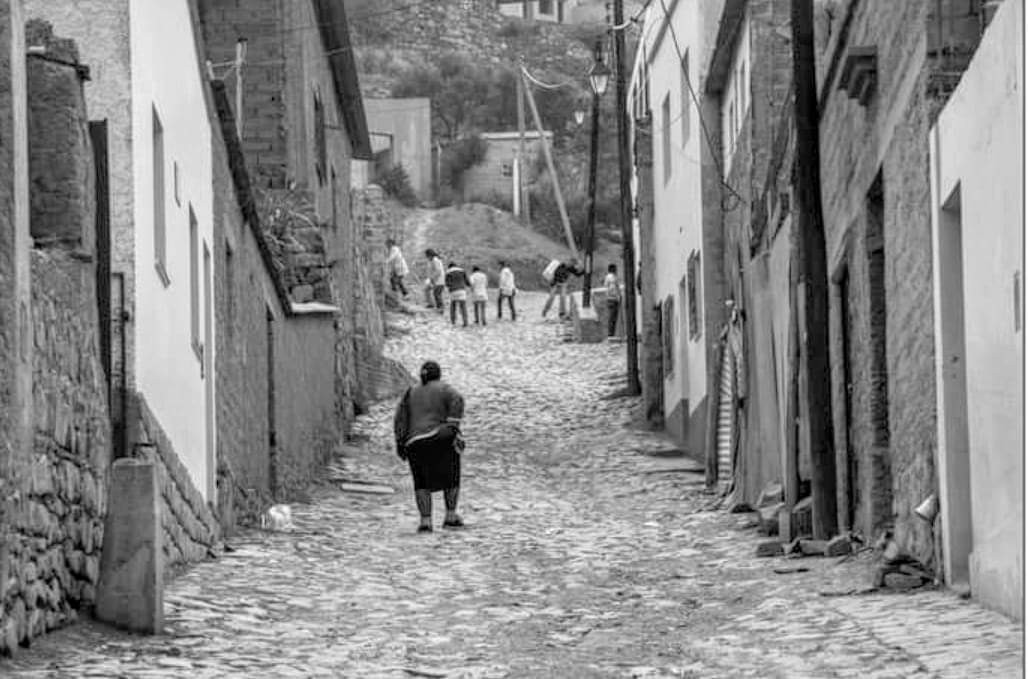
[235,38,247,136]
[516,64,528,224]
[581,85,601,307]
[614,0,641,395]
[791,0,837,539]
[521,69,579,258]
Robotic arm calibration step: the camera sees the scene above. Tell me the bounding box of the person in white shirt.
[603,263,622,338]
[425,249,446,313]
[497,261,517,321]
[386,238,409,297]
[469,266,489,326]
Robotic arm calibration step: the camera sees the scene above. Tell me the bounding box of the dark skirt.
[407,432,461,491]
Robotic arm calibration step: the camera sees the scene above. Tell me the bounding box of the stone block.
[95,459,163,634]
[756,540,784,557]
[758,502,783,536]
[825,535,853,557]
[799,539,828,556]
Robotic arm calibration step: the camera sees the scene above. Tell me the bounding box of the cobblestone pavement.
[2,293,1023,678]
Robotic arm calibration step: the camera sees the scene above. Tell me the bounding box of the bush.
[378,164,419,207]
[439,135,487,196]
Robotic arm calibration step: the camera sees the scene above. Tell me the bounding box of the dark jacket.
[444,266,471,292]
[552,262,584,284]
[394,380,465,453]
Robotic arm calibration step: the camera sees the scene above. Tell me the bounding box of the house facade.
[628,0,726,457]
[928,0,1022,619]
[462,130,551,206]
[360,97,432,199]
[497,0,573,23]
[25,0,219,505]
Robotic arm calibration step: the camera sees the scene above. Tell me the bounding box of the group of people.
[388,239,519,326]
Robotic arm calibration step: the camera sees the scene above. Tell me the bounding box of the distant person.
[386,238,409,297]
[445,261,471,327]
[425,248,446,312]
[469,265,489,326]
[393,361,465,533]
[497,260,517,321]
[604,263,622,338]
[542,258,584,320]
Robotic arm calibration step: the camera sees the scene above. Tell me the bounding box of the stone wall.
[815,0,980,565]
[1,21,110,652]
[130,394,220,569]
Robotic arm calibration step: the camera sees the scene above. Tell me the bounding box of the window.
[687,251,701,339]
[662,296,674,376]
[539,0,553,15]
[153,107,168,285]
[225,241,235,339]
[680,50,690,146]
[189,205,200,358]
[314,90,326,185]
[173,160,181,205]
[661,93,671,183]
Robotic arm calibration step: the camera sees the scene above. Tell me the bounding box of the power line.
[656,0,744,209]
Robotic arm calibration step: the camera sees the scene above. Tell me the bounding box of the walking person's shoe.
[417,524,433,533]
[442,515,465,529]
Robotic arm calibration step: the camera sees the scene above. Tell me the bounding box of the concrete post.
[95,458,163,634]
[0,0,32,609]
[634,119,663,427]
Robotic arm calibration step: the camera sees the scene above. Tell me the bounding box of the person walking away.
[541,258,584,320]
[469,265,489,326]
[497,260,517,321]
[394,361,465,532]
[445,261,471,326]
[386,238,409,297]
[604,263,622,338]
[425,249,446,312]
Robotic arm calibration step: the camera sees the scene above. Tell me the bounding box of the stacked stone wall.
[0,21,110,654]
[0,249,111,655]
[131,395,220,569]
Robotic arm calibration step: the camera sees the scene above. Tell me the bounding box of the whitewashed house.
[928,0,1023,620]
[27,0,218,502]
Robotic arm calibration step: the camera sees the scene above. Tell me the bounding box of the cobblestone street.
[1,294,1022,678]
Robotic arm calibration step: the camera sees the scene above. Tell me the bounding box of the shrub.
[378,164,419,207]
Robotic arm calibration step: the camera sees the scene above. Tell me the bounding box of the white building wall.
[130,0,216,500]
[641,0,706,436]
[929,0,1023,619]
[719,9,750,176]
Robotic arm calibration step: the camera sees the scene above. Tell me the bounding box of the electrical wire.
[656,0,745,209]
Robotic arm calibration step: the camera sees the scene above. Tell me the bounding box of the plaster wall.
[641,0,707,448]
[363,98,432,198]
[130,0,215,500]
[929,0,1023,619]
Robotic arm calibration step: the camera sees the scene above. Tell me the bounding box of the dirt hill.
[403,203,620,292]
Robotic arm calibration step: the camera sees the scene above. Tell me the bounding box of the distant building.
[461,130,551,206]
[356,98,432,199]
[497,0,574,23]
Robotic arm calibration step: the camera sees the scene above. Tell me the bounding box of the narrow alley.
[1,294,1020,678]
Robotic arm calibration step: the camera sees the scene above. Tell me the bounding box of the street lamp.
[574,109,586,125]
[581,39,609,308]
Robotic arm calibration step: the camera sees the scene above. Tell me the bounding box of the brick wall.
[815,0,969,564]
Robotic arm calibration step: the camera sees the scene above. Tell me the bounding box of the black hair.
[425,248,436,258]
[419,361,441,385]
[498,260,507,267]
[608,263,617,273]
[472,265,481,272]
[448,261,457,268]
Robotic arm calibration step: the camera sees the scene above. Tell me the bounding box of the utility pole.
[614,0,641,395]
[516,62,529,224]
[791,0,837,539]
[521,69,579,258]
[581,41,604,308]
[235,38,247,136]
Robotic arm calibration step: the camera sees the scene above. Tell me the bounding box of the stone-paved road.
[1,294,1023,678]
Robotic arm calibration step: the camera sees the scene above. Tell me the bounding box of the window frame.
[152,106,169,286]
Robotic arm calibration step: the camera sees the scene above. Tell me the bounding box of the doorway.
[936,185,973,585]
[837,264,858,531]
[266,307,278,500]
